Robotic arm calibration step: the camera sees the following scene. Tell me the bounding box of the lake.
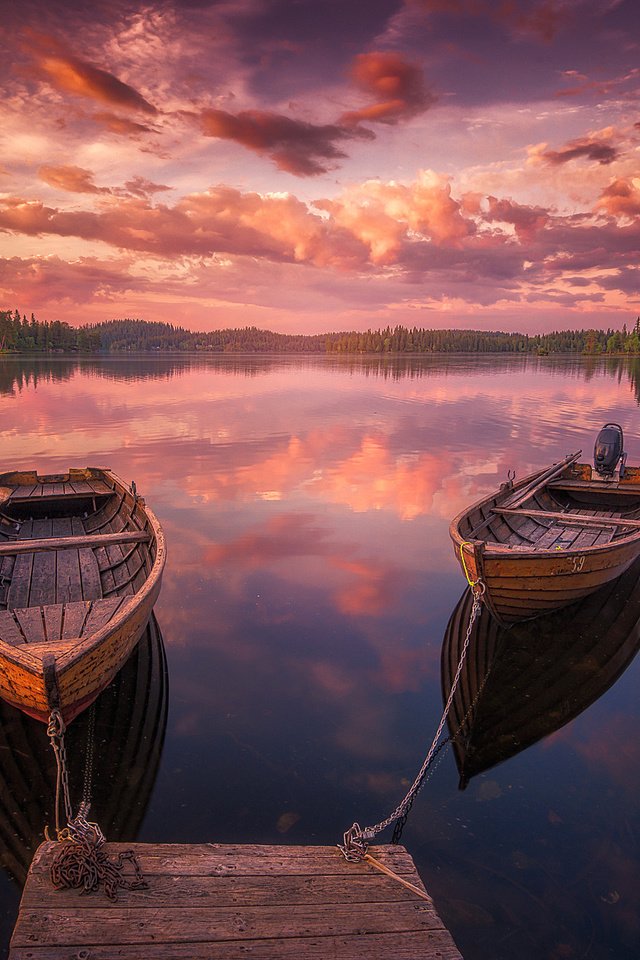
[1,353,639,959]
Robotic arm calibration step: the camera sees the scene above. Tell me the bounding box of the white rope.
[339,588,483,861]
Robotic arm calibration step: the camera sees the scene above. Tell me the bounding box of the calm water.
[1,353,639,959]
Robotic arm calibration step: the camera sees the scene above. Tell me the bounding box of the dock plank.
[10,842,463,960]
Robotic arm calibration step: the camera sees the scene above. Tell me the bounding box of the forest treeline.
[2,309,640,356]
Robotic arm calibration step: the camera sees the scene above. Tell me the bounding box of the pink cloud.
[91,112,158,136]
[341,51,435,127]
[483,196,550,241]
[541,137,619,166]
[0,255,141,306]
[320,172,473,261]
[26,32,157,115]
[595,178,640,219]
[0,187,368,268]
[38,164,107,194]
[199,108,373,176]
[120,176,172,199]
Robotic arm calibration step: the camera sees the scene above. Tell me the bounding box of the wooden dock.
[10,841,463,959]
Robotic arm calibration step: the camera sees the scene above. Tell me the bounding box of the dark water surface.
[1,353,639,958]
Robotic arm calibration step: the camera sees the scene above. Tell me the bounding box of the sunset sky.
[1,0,639,335]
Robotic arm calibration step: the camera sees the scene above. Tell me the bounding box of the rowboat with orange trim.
[450,425,640,624]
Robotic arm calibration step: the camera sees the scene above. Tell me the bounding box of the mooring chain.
[339,587,484,862]
[79,702,96,819]
[47,709,74,836]
[46,704,147,900]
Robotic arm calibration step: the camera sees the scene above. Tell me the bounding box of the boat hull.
[0,467,165,723]
[450,457,640,624]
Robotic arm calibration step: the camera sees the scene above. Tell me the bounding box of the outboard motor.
[594,423,626,478]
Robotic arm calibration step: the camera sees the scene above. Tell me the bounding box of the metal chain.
[47,710,73,835]
[339,584,485,861]
[79,703,96,818]
[47,704,102,844]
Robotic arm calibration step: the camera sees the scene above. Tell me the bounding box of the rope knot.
[338,823,369,862]
[47,709,66,741]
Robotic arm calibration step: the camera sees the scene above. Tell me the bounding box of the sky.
[0,0,639,336]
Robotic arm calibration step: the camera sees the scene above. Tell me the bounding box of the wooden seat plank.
[68,481,93,494]
[10,485,36,499]
[27,551,56,607]
[0,609,25,645]
[7,553,34,609]
[534,524,572,549]
[16,519,33,541]
[31,519,53,538]
[79,548,102,600]
[0,531,151,557]
[51,518,71,538]
[43,604,64,642]
[19,639,79,657]
[8,486,112,504]
[88,479,113,495]
[495,506,640,529]
[13,607,45,645]
[81,597,125,636]
[61,601,91,639]
[56,548,82,604]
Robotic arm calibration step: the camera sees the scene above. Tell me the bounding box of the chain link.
[47,704,99,843]
[47,709,73,834]
[339,586,484,861]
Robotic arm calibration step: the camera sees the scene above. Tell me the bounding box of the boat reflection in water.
[441,557,640,789]
[0,614,167,887]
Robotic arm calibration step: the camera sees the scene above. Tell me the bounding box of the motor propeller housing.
[594,423,626,478]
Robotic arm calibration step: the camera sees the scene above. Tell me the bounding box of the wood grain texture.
[10,842,463,960]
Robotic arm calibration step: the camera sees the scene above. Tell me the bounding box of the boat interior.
[462,463,640,551]
[0,471,154,650]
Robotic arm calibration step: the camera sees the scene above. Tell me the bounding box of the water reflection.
[1,353,639,960]
[0,615,167,888]
[3,353,640,400]
[442,559,640,789]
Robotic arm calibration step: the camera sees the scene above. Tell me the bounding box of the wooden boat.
[0,467,165,723]
[0,614,168,886]
[441,557,640,788]
[450,433,640,624]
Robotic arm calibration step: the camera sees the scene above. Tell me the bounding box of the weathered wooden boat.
[450,424,640,623]
[441,555,640,788]
[0,467,165,723]
[0,614,168,886]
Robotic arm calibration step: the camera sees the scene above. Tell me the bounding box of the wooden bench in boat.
[0,597,127,647]
[547,479,640,496]
[6,480,113,504]
[493,507,640,530]
[0,531,151,556]
[1,531,150,609]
